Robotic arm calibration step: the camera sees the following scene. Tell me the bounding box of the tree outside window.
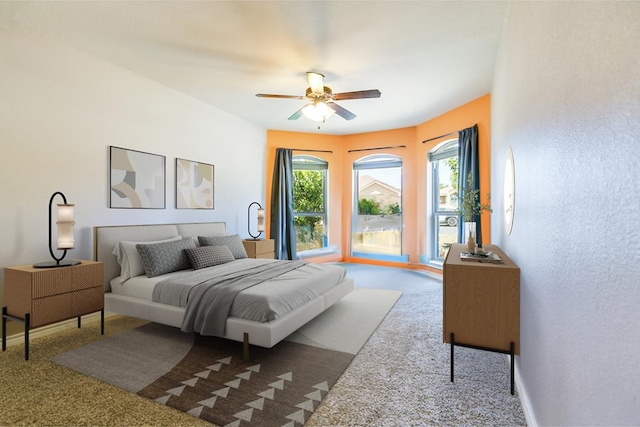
[352,154,404,260]
[292,156,328,252]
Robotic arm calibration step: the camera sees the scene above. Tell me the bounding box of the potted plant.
[458,172,492,251]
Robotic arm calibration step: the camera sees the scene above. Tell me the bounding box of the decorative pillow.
[185,245,235,270]
[198,234,247,259]
[112,235,183,283]
[136,237,197,278]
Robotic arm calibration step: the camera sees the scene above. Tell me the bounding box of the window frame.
[428,139,459,266]
[292,155,329,253]
[351,154,407,262]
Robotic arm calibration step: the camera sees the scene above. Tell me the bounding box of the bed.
[94,222,354,352]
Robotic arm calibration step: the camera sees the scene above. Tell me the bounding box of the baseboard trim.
[513,357,538,427]
[506,355,537,427]
[4,312,117,348]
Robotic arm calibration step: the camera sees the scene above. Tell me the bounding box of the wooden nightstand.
[242,239,275,259]
[2,260,105,360]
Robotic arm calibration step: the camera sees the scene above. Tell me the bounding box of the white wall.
[492,2,639,425]
[0,23,266,307]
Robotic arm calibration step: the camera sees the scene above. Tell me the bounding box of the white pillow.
[112,235,182,283]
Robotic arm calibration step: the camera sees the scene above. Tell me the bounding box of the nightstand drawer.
[255,252,275,259]
[31,293,73,328]
[72,287,104,316]
[5,262,104,299]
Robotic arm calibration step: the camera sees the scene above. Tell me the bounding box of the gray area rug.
[52,287,401,426]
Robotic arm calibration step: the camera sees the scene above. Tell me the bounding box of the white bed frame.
[94,222,354,349]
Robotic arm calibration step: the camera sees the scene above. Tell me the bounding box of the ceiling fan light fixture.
[302,101,334,122]
[306,72,325,94]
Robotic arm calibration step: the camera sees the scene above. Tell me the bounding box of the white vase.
[464,221,476,252]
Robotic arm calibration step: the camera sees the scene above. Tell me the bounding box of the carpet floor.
[0,263,526,426]
[305,263,526,426]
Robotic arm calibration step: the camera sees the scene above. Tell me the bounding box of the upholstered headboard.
[93,222,227,291]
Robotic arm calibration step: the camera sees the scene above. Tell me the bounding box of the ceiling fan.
[256,72,381,123]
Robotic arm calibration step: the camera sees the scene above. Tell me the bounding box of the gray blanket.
[153,260,308,337]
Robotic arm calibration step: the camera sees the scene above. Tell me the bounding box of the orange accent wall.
[266,94,491,274]
[341,127,417,265]
[265,131,344,251]
[416,94,492,250]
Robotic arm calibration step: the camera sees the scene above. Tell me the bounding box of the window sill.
[297,245,340,260]
[427,260,444,270]
[351,252,409,263]
[419,254,444,270]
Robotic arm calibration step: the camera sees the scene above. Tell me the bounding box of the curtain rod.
[284,148,333,153]
[422,131,456,144]
[348,145,406,153]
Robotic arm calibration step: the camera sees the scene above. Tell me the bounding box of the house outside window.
[352,154,406,262]
[428,139,459,263]
[292,155,328,253]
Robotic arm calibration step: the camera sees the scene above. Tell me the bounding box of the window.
[352,154,406,262]
[429,140,459,263]
[292,155,328,253]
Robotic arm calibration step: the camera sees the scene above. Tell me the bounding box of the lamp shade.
[302,101,335,122]
[56,203,75,249]
[257,208,265,232]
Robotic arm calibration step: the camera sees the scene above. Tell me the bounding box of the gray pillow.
[136,237,197,278]
[185,245,235,270]
[198,234,247,259]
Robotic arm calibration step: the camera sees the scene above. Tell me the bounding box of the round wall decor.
[503,146,515,235]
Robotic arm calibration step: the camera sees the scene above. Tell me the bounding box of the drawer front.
[72,288,104,316]
[31,268,73,298]
[254,239,274,254]
[256,252,275,259]
[31,293,73,328]
[70,263,105,291]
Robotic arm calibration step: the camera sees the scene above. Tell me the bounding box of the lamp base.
[33,259,81,269]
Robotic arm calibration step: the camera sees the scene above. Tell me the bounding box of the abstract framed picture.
[176,158,214,209]
[110,146,166,209]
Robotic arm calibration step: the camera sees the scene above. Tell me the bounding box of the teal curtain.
[457,124,482,245]
[270,148,297,260]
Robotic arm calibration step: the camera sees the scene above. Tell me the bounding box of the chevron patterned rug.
[52,287,401,427]
[138,331,353,427]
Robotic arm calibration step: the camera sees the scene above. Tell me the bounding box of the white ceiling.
[5,1,509,135]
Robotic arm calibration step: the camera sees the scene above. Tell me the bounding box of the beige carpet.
[0,316,208,427]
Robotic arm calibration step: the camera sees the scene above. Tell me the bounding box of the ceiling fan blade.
[256,94,305,100]
[288,108,304,120]
[328,102,356,121]
[333,89,381,100]
[307,72,325,95]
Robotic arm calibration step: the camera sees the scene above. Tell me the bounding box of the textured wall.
[0,23,266,315]
[491,2,640,425]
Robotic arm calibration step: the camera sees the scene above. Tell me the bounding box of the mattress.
[110,258,346,323]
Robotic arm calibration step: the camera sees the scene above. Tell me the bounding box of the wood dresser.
[443,243,520,393]
[2,260,105,360]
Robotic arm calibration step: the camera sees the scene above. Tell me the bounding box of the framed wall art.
[176,158,214,209]
[110,146,166,209]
